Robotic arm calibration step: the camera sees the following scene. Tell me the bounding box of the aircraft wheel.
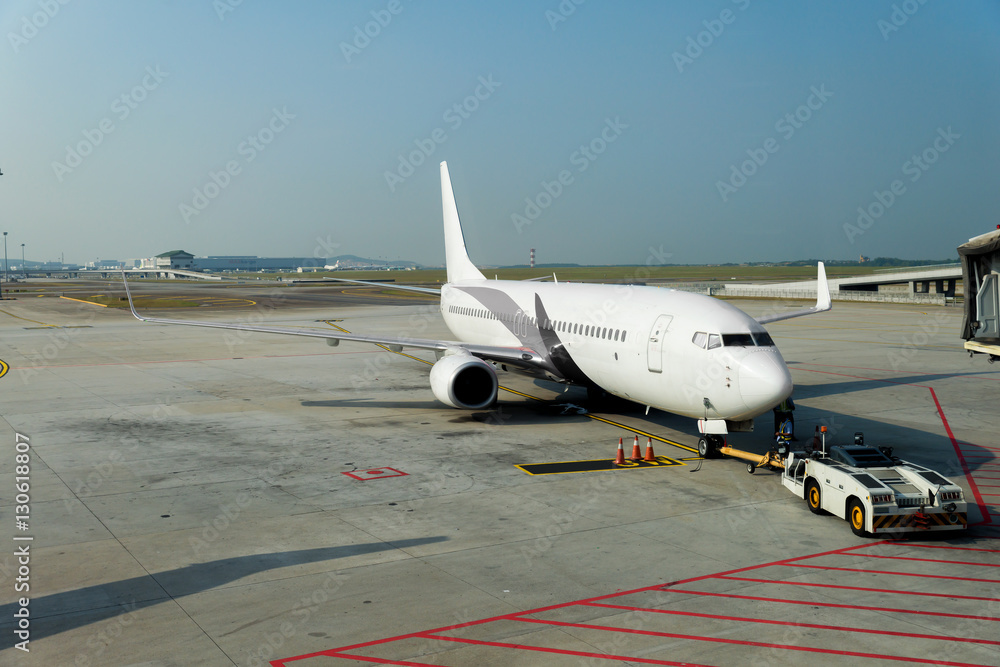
[848,499,868,537]
[806,480,825,515]
[746,463,756,474]
[698,437,713,458]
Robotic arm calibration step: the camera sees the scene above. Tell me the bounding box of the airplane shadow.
[0,536,447,647]
[787,368,1000,400]
[299,380,996,478]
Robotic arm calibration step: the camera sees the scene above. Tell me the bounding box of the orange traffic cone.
[613,438,626,466]
[644,437,656,462]
[630,435,642,461]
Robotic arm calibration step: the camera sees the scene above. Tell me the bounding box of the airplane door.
[513,310,527,338]
[647,315,673,373]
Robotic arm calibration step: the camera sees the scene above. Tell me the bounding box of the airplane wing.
[120,273,545,366]
[292,277,440,295]
[754,262,832,324]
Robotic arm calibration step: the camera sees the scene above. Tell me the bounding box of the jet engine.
[429,353,498,409]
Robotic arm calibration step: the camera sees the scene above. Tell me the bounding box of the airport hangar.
[0,277,998,666]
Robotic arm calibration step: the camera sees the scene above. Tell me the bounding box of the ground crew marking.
[516,455,683,475]
[342,467,408,481]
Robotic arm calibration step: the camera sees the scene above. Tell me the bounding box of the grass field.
[268,264,883,284]
[69,295,203,308]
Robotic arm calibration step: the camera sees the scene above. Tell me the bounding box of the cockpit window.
[692,331,708,349]
[707,333,721,349]
[722,333,755,347]
[720,332,776,347]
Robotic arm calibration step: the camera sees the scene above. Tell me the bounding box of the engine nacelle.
[429,353,498,409]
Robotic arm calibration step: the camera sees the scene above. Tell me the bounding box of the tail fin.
[440,161,486,283]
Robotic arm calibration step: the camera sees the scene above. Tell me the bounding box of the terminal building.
[135,251,404,273]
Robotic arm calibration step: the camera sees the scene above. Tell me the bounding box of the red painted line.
[894,543,1000,553]
[287,542,882,660]
[845,553,1000,568]
[275,654,439,666]
[583,601,1000,646]
[513,617,992,666]
[659,588,1000,622]
[420,633,711,666]
[791,563,1000,584]
[719,575,1000,602]
[793,367,992,526]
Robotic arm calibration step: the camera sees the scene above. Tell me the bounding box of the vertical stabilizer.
[441,161,486,283]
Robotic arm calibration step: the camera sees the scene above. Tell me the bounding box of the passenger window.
[708,334,721,349]
[692,332,708,348]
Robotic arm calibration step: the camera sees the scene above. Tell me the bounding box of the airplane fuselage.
[440,279,792,421]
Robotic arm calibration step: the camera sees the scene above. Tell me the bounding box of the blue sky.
[2,1,998,267]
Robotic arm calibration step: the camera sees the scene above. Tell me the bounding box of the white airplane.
[123,161,831,455]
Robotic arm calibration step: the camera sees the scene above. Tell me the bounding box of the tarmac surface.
[1,280,998,666]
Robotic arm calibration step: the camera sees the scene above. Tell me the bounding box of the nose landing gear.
[697,434,725,459]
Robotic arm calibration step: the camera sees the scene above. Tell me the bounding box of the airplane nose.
[738,352,793,412]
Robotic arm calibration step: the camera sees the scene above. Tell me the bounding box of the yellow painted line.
[515,455,684,475]
[0,308,58,326]
[322,320,434,365]
[495,385,546,402]
[60,296,108,307]
[585,415,699,453]
[321,321,699,454]
[0,359,8,379]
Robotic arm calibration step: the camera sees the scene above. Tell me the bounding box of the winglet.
[816,261,831,311]
[120,271,146,321]
[440,162,486,283]
[754,262,832,325]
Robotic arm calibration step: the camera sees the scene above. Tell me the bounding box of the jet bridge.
[958,226,1000,362]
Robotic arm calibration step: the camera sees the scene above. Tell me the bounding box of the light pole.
[2,232,7,298]
[21,244,25,278]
